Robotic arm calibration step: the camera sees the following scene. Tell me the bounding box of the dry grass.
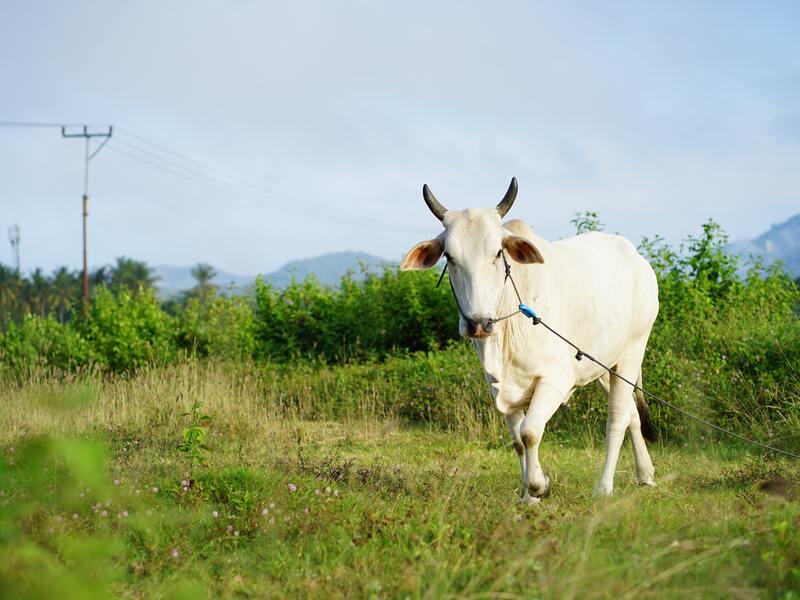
[1,364,799,598]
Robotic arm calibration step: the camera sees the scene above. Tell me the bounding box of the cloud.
[0,1,798,273]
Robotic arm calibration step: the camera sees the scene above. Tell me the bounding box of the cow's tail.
[635,369,658,442]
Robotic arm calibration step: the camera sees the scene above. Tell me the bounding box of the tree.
[0,264,22,327]
[570,211,604,234]
[188,263,218,303]
[91,266,111,289]
[26,268,52,316]
[110,257,158,294]
[50,267,80,322]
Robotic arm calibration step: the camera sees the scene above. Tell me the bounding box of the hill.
[727,213,800,276]
[154,251,390,297]
[264,251,388,288]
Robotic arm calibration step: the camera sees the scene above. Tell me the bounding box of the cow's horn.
[495,177,518,217]
[423,184,448,221]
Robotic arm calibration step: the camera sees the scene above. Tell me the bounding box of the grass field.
[2,364,799,599]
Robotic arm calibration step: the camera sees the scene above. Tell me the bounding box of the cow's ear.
[400,239,444,271]
[503,235,544,264]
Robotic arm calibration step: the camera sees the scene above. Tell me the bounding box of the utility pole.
[7,224,20,273]
[62,125,112,312]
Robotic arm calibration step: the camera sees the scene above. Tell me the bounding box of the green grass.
[1,365,799,598]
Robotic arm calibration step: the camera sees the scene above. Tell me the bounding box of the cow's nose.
[466,317,494,338]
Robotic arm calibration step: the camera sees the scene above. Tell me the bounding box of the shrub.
[77,287,176,372]
[177,294,256,359]
[0,314,91,374]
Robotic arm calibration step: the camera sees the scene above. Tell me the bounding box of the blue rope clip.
[518,303,538,320]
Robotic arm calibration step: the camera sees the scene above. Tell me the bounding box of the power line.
[115,128,419,231]
[108,136,428,234]
[0,120,108,129]
[111,137,338,220]
[1,119,430,234]
[108,143,342,222]
[107,142,426,235]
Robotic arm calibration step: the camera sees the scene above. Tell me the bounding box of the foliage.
[0,257,156,327]
[253,265,456,361]
[76,287,176,372]
[570,210,605,234]
[0,411,799,597]
[0,218,798,448]
[176,295,256,359]
[177,402,213,465]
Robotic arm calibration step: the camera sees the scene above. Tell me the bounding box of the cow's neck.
[473,233,554,397]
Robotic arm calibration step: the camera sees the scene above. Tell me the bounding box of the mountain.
[727,214,800,277]
[153,265,255,298]
[153,251,391,297]
[264,251,389,287]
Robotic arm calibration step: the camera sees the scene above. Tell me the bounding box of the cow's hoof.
[593,483,613,497]
[637,476,657,488]
[526,475,551,500]
[518,494,541,506]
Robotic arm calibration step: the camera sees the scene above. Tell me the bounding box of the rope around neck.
[437,255,800,460]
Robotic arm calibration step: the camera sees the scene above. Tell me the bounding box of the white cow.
[401,178,659,502]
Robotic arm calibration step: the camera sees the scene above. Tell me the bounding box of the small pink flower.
[151,487,159,494]
[122,511,128,518]
[171,548,179,558]
[333,490,339,497]
[101,510,108,517]
[325,487,332,494]
[135,489,141,496]
[288,483,297,492]
[303,507,310,515]
[212,511,219,518]
[314,489,321,495]
[71,513,78,520]
[261,508,269,516]
[113,479,120,486]
[269,502,275,509]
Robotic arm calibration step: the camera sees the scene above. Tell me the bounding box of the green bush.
[77,287,176,372]
[0,314,91,374]
[177,294,256,359]
[253,266,457,361]
[0,219,798,448]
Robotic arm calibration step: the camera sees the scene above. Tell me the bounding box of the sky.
[1,1,798,275]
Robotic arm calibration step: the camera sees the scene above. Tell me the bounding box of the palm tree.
[90,266,111,290]
[50,267,79,322]
[189,263,218,303]
[110,257,158,293]
[0,264,22,327]
[26,268,52,316]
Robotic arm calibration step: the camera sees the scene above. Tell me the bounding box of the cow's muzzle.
[465,317,495,339]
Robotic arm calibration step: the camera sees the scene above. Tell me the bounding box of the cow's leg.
[595,362,642,496]
[519,383,563,503]
[599,371,654,485]
[505,411,526,498]
[628,397,656,486]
